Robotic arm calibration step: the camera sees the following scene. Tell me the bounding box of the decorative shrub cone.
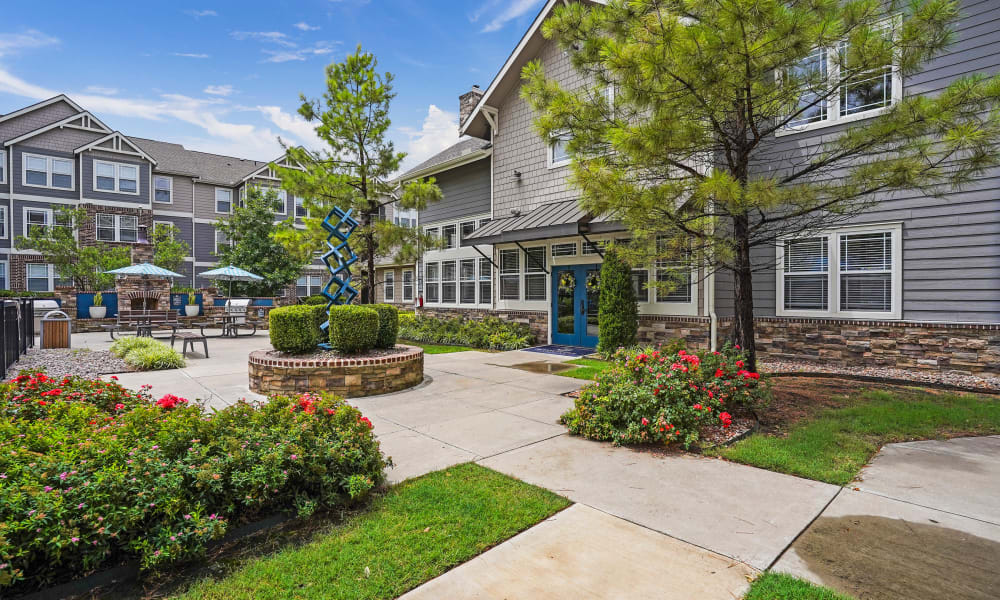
[597,246,638,354]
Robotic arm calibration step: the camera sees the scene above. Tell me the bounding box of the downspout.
[706,178,718,352]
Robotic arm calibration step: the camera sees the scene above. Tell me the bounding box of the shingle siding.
[419,158,491,224]
[0,100,80,144]
[19,127,104,154]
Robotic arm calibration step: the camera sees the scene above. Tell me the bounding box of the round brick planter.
[249,345,424,398]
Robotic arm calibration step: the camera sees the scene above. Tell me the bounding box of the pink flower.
[71,537,79,543]
[641,417,649,426]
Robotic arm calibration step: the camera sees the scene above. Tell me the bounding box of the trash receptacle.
[33,299,60,332]
[40,310,72,349]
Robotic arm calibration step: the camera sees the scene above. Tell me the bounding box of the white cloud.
[184,9,217,18]
[0,67,284,158]
[480,0,541,33]
[172,52,209,59]
[262,42,338,63]
[203,84,235,96]
[257,105,324,151]
[397,105,459,173]
[293,22,320,31]
[231,31,295,47]
[85,85,118,95]
[0,29,59,57]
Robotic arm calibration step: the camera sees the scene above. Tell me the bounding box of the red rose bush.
[0,373,387,592]
[562,343,768,447]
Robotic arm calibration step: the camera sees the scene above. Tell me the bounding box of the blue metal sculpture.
[318,206,360,348]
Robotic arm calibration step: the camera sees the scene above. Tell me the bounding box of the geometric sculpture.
[318,206,360,348]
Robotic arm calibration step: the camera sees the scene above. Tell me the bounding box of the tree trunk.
[731,214,758,371]
[363,230,376,304]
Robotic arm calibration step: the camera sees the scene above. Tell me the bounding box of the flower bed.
[398,314,532,351]
[561,344,768,448]
[0,372,387,593]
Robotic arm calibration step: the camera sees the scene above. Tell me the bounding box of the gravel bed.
[268,346,412,360]
[4,348,133,381]
[760,359,1000,393]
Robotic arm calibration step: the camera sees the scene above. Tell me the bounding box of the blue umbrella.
[104,263,185,310]
[198,265,263,297]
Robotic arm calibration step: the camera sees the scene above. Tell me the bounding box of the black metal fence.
[1,299,34,376]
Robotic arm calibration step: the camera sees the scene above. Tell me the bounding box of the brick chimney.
[459,85,484,128]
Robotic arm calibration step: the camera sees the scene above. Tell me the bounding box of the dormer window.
[94,160,139,194]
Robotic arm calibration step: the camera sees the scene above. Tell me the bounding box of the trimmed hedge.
[328,305,379,353]
[371,304,399,349]
[303,294,328,305]
[398,314,532,351]
[269,305,321,354]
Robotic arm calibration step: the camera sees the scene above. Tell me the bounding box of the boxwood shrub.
[269,305,322,354]
[109,337,185,370]
[328,305,378,353]
[398,314,532,351]
[371,304,399,348]
[0,372,387,593]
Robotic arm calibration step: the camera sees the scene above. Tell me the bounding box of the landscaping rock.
[4,348,132,380]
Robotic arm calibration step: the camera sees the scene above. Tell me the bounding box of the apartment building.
[396,0,999,375]
[0,94,326,296]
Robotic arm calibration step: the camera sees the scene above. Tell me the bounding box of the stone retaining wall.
[415,307,547,343]
[248,345,424,398]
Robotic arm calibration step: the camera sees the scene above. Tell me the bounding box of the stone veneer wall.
[638,316,712,350]
[415,307,548,344]
[248,345,424,398]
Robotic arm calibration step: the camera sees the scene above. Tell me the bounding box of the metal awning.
[461,199,625,246]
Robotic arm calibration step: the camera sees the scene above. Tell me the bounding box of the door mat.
[522,345,595,357]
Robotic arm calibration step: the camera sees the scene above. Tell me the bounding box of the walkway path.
[85,332,998,599]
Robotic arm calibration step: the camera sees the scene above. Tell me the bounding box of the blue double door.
[551,264,600,347]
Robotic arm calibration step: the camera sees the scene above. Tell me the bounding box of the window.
[275,189,288,214]
[778,225,900,318]
[294,196,307,218]
[27,264,51,292]
[548,133,571,168]
[631,269,649,303]
[0,206,6,240]
[479,218,491,229]
[24,154,74,190]
[402,269,414,302]
[441,260,457,303]
[656,266,692,303]
[23,208,70,238]
[782,237,829,311]
[384,271,395,302]
[425,262,440,303]
[154,176,172,203]
[478,257,492,304]
[215,188,232,213]
[0,261,7,290]
[214,229,229,254]
[153,220,175,239]
[94,160,138,194]
[426,227,439,244]
[460,221,476,241]
[296,275,323,297]
[442,224,457,249]
[95,213,138,242]
[551,242,577,257]
[0,150,5,183]
[460,259,476,304]
[394,208,417,228]
[524,246,546,301]
[582,239,608,255]
[499,249,519,300]
[781,23,899,133]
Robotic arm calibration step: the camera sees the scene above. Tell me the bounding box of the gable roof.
[129,137,269,186]
[75,131,158,164]
[3,111,111,147]
[395,137,492,182]
[0,95,84,125]
[461,0,603,140]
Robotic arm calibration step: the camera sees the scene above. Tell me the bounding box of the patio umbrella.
[104,263,185,310]
[197,265,263,298]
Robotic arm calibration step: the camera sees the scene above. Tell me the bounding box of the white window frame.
[0,149,6,184]
[95,213,139,243]
[296,274,324,298]
[153,175,173,203]
[0,206,7,240]
[215,188,233,214]
[26,263,61,293]
[524,246,547,301]
[401,269,414,302]
[93,160,140,195]
[459,258,477,304]
[548,131,572,169]
[0,260,7,290]
[22,207,71,238]
[424,262,440,303]
[778,20,902,136]
[499,248,520,300]
[214,229,230,255]
[275,189,288,214]
[776,223,902,319]
[383,270,395,302]
[441,260,457,304]
[23,153,75,191]
[442,224,457,250]
[153,220,175,239]
[294,195,307,218]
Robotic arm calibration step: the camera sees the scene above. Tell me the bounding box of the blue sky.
[0,0,545,171]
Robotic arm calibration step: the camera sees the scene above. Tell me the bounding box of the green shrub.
[597,246,638,355]
[308,303,329,346]
[303,294,328,305]
[110,337,186,370]
[371,304,399,348]
[0,373,387,592]
[398,314,532,351]
[269,305,321,354]
[328,305,379,353]
[562,343,769,448]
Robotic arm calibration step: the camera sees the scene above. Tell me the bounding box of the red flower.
[693,403,702,410]
[358,416,373,429]
[325,408,336,415]
[40,389,62,396]
[37,400,47,406]
[718,412,733,428]
[641,417,649,426]
[714,368,724,378]
[736,360,744,368]
[114,403,125,411]
[156,394,189,409]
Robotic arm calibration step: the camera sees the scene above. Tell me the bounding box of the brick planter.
[248,345,424,398]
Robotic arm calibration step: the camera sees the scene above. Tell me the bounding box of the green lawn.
[557,358,611,380]
[175,463,569,600]
[745,573,854,599]
[712,389,1000,485]
[400,340,479,354]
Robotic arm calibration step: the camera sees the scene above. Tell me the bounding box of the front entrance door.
[551,264,600,347]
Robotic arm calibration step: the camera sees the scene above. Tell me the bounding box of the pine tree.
[520,0,1000,369]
